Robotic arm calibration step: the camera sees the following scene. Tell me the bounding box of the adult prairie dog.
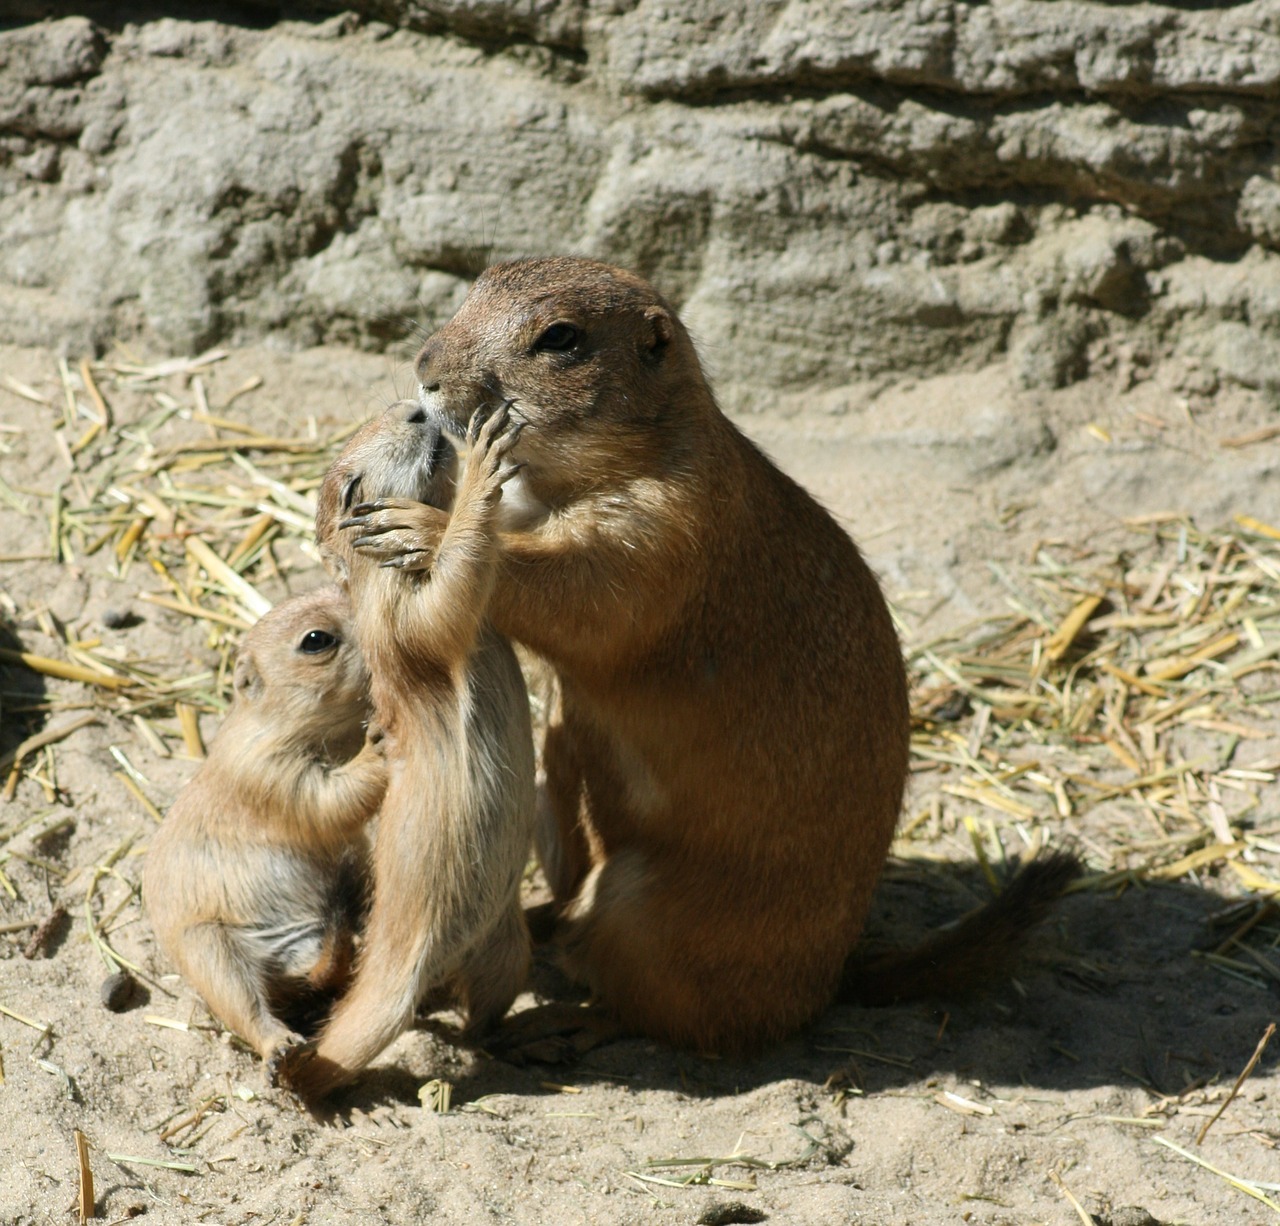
[280,400,536,1099]
[144,586,385,1080]
[335,256,911,1054]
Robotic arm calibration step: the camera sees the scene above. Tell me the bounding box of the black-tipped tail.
[839,849,1083,1006]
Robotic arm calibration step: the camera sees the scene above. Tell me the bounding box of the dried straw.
[0,351,354,804]
[904,513,1280,977]
[74,1129,94,1225]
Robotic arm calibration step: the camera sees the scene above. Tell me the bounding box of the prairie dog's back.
[454,623,537,920]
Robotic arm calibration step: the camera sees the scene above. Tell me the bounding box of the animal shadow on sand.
[0,618,46,758]
[0,622,77,959]
[311,857,1278,1116]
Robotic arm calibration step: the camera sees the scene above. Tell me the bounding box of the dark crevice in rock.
[1086,0,1259,9]
[304,140,380,257]
[466,34,587,74]
[6,3,591,57]
[369,9,586,59]
[2,4,323,33]
[747,82,1278,260]
[641,73,1280,108]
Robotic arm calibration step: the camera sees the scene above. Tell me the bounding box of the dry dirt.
[1,341,1279,1225]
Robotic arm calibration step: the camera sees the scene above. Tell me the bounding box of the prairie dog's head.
[315,401,458,581]
[232,585,371,755]
[413,258,711,504]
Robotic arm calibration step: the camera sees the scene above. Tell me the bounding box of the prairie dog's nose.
[416,339,440,391]
[386,400,450,471]
[388,399,427,425]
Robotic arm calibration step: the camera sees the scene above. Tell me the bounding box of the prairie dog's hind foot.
[273,1038,350,1103]
[264,1031,309,1089]
[486,1002,628,1067]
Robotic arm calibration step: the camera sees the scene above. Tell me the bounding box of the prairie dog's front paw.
[464,401,524,506]
[341,499,445,567]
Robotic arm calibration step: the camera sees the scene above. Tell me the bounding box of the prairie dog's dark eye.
[532,323,580,353]
[298,629,338,654]
[340,473,362,512]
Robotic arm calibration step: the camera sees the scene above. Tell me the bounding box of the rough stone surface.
[1,3,1278,410]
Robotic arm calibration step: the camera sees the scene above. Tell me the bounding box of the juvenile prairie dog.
[338,256,910,1054]
[280,400,536,1099]
[144,586,385,1079]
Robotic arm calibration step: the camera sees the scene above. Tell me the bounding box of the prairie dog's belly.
[232,843,364,979]
[242,917,327,981]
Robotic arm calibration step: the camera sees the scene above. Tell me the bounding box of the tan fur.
[280,401,537,1099]
[143,586,385,1079]
[353,257,912,1054]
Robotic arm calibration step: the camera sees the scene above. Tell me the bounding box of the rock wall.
[2,2,1279,410]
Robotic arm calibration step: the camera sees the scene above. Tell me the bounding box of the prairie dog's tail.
[839,849,1082,1006]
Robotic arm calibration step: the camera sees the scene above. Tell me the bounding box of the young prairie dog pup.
[279,400,536,1100]
[360,257,1073,1055]
[144,586,385,1080]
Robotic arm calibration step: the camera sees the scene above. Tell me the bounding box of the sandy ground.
[1,341,1279,1225]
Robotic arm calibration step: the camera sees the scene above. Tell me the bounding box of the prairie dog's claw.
[467,400,516,448]
[266,1033,309,1089]
[377,551,434,572]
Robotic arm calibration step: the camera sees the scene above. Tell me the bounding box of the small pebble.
[1101,1210,1161,1226]
[100,607,130,630]
[100,970,137,1012]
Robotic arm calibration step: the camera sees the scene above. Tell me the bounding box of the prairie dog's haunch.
[144,586,384,1080]
[357,256,913,1053]
[281,401,536,1099]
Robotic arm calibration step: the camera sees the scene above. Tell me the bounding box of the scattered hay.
[624,1125,824,1195]
[1,350,350,802]
[3,351,1275,880]
[1196,1021,1276,1145]
[1153,1136,1280,1215]
[904,511,1280,983]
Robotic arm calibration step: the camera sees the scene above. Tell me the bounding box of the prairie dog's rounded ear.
[643,306,673,361]
[233,653,263,702]
[318,541,350,588]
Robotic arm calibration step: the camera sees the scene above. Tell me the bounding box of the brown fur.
[143,586,384,1079]
[350,257,912,1054]
[279,400,537,1099]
